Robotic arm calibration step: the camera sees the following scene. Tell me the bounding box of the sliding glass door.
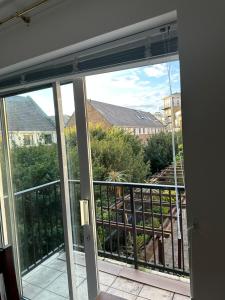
[0,80,99,300]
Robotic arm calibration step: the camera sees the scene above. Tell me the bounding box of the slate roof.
[6,96,55,131]
[88,100,164,128]
[49,115,71,126]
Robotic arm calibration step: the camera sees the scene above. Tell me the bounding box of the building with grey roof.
[5,96,56,146]
[67,99,165,141]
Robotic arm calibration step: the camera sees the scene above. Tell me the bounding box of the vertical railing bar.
[99,185,105,254]
[54,184,60,248]
[114,185,120,258]
[49,188,54,250]
[150,188,156,266]
[36,190,42,262]
[43,190,48,256]
[93,185,98,252]
[141,188,147,262]
[22,194,28,269]
[169,189,175,270]
[159,189,165,267]
[107,186,113,254]
[130,187,138,269]
[30,192,36,267]
[179,189,185,272]
[122,187,128,262]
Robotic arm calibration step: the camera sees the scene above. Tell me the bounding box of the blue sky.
[22,60,180,116]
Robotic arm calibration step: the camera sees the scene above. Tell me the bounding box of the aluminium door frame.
[0,97,22,295]
[73,78,99,300]
[53,82,78,300]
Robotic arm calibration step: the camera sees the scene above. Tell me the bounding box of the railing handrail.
[14,180,60,196]
[69,179,185,190]
[13,179,185,197]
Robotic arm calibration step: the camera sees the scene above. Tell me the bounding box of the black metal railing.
[15,180,64,274]
[72,180,188,276]
[15,180,189,276]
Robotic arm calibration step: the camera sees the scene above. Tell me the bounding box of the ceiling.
[0,0,57,28]
[0,0,40,19]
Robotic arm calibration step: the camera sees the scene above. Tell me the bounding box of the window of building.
[44,134,52,144]
[23,134,33,146]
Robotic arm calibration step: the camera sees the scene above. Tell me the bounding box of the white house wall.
[9,131,57,147]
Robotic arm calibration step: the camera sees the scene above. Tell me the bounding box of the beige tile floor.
[22,252,190,300]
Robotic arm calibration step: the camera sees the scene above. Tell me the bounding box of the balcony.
[15,177,190,299]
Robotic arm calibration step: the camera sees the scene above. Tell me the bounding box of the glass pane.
[84,60,189,282]
[4,88,70,299]
[0,119,10,247]
[61,83,89,300]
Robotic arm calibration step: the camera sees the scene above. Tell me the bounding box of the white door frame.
[53,82,78,300]
[73,78,99,300]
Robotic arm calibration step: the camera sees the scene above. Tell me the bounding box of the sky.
[21,60,180,116]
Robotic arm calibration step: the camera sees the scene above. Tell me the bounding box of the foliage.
[11,144,59,191]
[90,127,149,182]
[144,131,180,175]
[136,234,149,252]
[105,170,127,182]
[11,127,183,192]
[65,126,149,183]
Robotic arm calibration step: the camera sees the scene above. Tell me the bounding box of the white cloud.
[21,62,180,116]
[85,67,171,113]
[144,64,168,78]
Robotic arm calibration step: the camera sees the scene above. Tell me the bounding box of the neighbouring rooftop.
[6,96,55,132]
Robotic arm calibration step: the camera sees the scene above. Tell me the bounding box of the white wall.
[1,1,225,299]
[177,2,225,299]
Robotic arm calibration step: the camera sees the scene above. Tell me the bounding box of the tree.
[144,132,179,175]
[65,125,149,183]
[11,144,59,191]
[90,127,149,182]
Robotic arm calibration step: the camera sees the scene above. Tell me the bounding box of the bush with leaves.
[66,125,149,183]
[11,144,59,191]
[144,131,180,175]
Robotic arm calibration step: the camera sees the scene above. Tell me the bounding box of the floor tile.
[111,277,143,295]
[42,253,60,266]
[77,279,88,300]
[46,273,70,298]
[173,294,190,300]
[26,265,62,288]
[107,287,136,300]
[33,290,67,300]
[22,280,29,287]
[100,284,109,292]
[23,283,42,299]
[99,271,116,286]
[74,252,86,266]
[74,264,87,278]
[139,285,174,300]
[75,276,86,287]
[47,258,67,272]
[22,265,43,281]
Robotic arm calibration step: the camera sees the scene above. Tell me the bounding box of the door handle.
[80,200,89,226]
